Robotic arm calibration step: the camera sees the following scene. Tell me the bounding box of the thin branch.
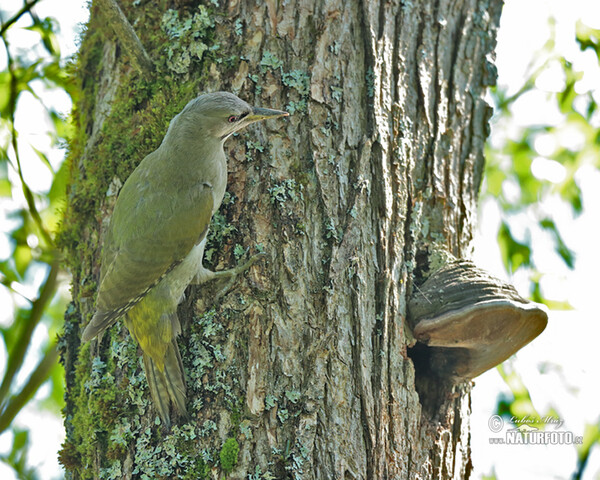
[0,0,43,37]
[96,0,154,75]
[0,344,59,434]
[0,261,59,407]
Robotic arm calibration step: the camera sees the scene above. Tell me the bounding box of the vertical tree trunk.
[59,0,502,478]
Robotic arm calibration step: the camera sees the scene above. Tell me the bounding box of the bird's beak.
[246,107,289,123]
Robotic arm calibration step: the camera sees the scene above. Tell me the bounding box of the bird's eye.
[228,115,239,123]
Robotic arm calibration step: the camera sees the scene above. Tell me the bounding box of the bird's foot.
[192,252,265,301]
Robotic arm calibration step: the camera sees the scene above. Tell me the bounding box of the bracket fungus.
[408,260,548,380]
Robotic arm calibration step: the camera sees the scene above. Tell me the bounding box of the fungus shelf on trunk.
[408,260,548,380]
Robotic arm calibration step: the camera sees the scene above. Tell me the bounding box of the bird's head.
[174,92,289,142]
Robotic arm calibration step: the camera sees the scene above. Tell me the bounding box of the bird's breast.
[210,155,227,214]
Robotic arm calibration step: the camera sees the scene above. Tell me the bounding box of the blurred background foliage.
[0,0,598,479]
[485,18,600,307]
[1,1,76,478]
[482,16,600,479]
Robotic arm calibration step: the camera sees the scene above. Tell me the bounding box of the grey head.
[170,92,288,142]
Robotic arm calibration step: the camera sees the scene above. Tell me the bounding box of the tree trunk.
[59,0,502,478]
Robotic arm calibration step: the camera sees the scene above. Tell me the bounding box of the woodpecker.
[81,92,288,426]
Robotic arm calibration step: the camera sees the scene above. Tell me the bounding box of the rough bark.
[59,0,502,479]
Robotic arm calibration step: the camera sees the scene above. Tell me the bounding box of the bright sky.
[1,1,599,479]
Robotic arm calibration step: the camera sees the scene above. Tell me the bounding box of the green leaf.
[30,146,54,173]
[11,429,29,459]
[559,179,583,214]
[574,422,600,479]
[0,427,36,479]
[48,109,74,141]
[0,179,11,197]
[0,71,12,115]
[539,218,575,268]
[26,16,61,57]
[530,276,572,309]
[47,159,68,205]
[483,147,507,197]
[0,61,41,119]
[42,61,75,95]
[13,245,33,277]
[0,161,11,197]
[7,428,29,466]
[557,59,583,114]
[0,260,20,285]
[575,20,600,58]
[497,222,531,273]
[508,139,543,206]
[496,361,542,426]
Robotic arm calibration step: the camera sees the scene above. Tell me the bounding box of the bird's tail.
[142,339,188,427]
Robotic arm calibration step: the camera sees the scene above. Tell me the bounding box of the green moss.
[219,437,240,474]
[183,458,211,480]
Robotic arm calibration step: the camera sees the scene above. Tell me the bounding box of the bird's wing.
[82,163,214,341]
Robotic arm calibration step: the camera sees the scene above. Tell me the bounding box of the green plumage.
[81,92,287,426]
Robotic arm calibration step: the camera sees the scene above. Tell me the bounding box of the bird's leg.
[192,252,265,300]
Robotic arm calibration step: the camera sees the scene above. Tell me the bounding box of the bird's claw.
[193,252,266,301]
[213,252,266,301]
